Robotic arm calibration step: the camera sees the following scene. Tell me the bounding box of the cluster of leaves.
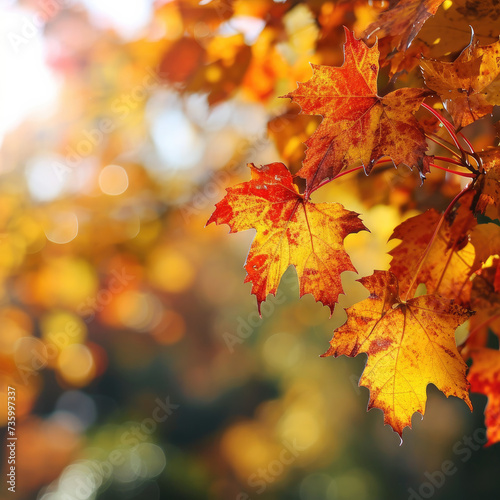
[209,2,500,444]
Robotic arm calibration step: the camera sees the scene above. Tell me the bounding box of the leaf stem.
[421,104,482,173]
[421,103,465,157]
[458,131,484,173]
[332,165,365,180]
[458,132,475,155]
[429,163,476,178]
[433,156,464,166]
[304,166,364,198]
[425,133,462,160]
[305,157,394,197]
[403,184,472,302]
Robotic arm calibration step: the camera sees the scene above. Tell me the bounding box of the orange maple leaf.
[475,148,500,218]
[468,348,500,446]
[421,32,500,128]
[468,257,500,347]
[366,0,444,53]
[389,192,477,303]
[207,162,367,313]
[470,224,500,273]
[158,37,206,85]
[323,270,473,438]
[283,28,430,191]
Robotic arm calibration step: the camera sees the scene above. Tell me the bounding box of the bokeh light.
[57,344,96,386]
[98,164,129,196]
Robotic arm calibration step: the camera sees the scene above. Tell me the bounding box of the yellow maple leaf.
[389,192,478,304]
[323,270,473,438]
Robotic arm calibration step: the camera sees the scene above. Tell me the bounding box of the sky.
[0,0,155,146]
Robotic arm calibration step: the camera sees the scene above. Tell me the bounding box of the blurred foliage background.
[1,0,500,499]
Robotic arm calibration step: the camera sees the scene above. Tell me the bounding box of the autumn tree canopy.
[207,1,500,444]
[4,1,500,498]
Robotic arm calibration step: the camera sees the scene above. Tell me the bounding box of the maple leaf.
[323,270,473,438]
[189,39,252,105]
[475,148,500,218]
[283,28,430,191]
[388,191,477,303]
[158,38,206,85]
[421,32,500,128]
[470,224,500,272]
[469,257,500,347]
[468,348,500,446]
[177,0,235,30]
[366,0,444,53]
[378,36,431,78]
[417,0,500,58]
[207,162,367,313]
